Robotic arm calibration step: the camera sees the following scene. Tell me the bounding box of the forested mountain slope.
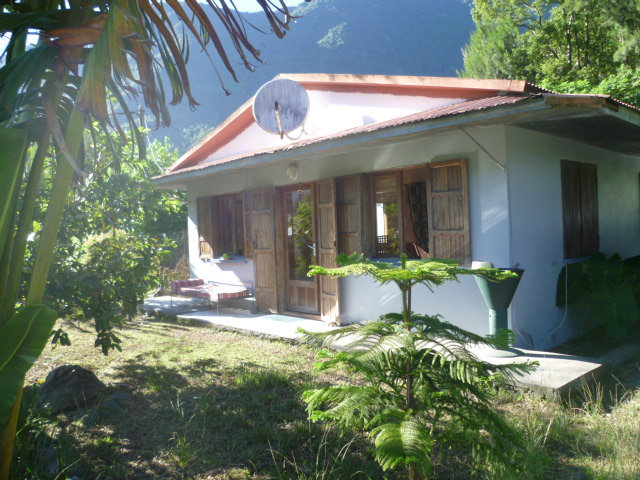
[152,0,475,150]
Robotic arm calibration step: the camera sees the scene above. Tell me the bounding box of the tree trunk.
[409,464,420,480]
[403,281,420,480]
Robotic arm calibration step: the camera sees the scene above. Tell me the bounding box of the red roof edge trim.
[167,97,254,172]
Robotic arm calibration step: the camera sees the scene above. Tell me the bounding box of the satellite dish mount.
[253,79,310,139]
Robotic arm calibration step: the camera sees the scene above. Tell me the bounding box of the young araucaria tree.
[303,253,536,480]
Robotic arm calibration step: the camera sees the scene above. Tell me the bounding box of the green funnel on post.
[474,267,524,356]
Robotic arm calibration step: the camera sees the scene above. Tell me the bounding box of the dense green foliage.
[0,0,303,475]
[304,254,536,479]
[48,234,171,354]
[463,0,640,105]
[29,131,186,354]
[556,253,640,339]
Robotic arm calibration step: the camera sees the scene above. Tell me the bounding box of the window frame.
[196,192,246,259]
[371,170,405,258]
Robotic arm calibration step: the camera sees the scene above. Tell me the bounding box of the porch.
[141,295,337,341]
[140,296,639,398]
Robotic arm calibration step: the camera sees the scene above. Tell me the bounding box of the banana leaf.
[0,305,57,429]
[588,282,640,339]
[0,128,27,258]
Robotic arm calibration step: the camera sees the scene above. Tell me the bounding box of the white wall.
[506,126,640,349]
[187,126,512,337]
[198,90,467,166]
[182,122,640,350]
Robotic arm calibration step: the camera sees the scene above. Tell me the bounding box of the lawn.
[16,315,640,480]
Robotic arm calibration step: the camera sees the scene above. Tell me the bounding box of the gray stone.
[79,410,101,425]
[42,445,59,477]
[102,392,132,411]
[39,365,105,413]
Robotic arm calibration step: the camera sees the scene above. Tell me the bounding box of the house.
[153,74,640,350]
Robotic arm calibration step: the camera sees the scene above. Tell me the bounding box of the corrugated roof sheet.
[154,94,533,180]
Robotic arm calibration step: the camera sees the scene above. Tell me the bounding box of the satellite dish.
[253,78,309,138]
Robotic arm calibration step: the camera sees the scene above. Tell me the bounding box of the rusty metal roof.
[154,94,533,181]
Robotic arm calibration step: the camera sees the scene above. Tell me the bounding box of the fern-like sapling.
[302,253,537,480]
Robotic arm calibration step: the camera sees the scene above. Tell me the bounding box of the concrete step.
[224,296,256,311]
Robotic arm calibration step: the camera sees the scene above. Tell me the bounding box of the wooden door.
[245,189,278,312]
[283,184,320,313]
[316,179,340,322]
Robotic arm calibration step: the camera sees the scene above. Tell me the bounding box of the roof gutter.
[153,96,552,188]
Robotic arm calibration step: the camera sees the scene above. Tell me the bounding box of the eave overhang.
[153,93,640,190]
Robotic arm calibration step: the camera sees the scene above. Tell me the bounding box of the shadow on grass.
[123,316,192,333]
[17,352,619,480]
[46,360,396,480]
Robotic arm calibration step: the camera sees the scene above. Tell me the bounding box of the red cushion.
[175,282,250,301]
[172,278,205,294]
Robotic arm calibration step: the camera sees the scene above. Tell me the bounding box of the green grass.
[14,316,640,480]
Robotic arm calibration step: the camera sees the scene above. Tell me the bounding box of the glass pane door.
[284,186,319,313]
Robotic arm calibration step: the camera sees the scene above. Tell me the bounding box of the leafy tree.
[463,0,640,103]
[28,129,185,354]
[303,254,536,480]
[0,1,307,476]
[181,122,215,153]
[49,233,171,354]
[460,18,525,80]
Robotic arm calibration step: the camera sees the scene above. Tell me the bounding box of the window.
[366,160,469,262]
[197,193,245,258]
[373,173,402,255]
[219,194,245,256]
[370,168,430,258]
[561,160,599,258]
[284,187,314,281]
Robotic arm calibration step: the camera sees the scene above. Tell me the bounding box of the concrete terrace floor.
[141,296,639,398]
[141,296,337,340]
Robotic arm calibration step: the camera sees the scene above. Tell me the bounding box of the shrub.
[556,253,640,339]
[303,253,536,479]
[47,233,172,353]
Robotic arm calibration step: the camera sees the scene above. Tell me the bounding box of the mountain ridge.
[152,0,475,151]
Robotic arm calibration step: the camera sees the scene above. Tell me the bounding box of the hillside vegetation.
[153,0,475,150]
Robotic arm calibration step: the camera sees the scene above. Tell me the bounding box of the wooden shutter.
[197,196,214,259]
[579,162,599,255]
[426,159,471,264]
[243,193,254,258]
[561,160,599,258]
[211,196,223,258]
[246,188,278,312]
[234,194,245,255]
[316,179,341,322]
[337,174,365,255]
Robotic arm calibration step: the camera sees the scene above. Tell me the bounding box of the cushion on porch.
[173,280,251,301]
[171,278,205,294]
[209,284,251,300]
[179,286,213,299]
